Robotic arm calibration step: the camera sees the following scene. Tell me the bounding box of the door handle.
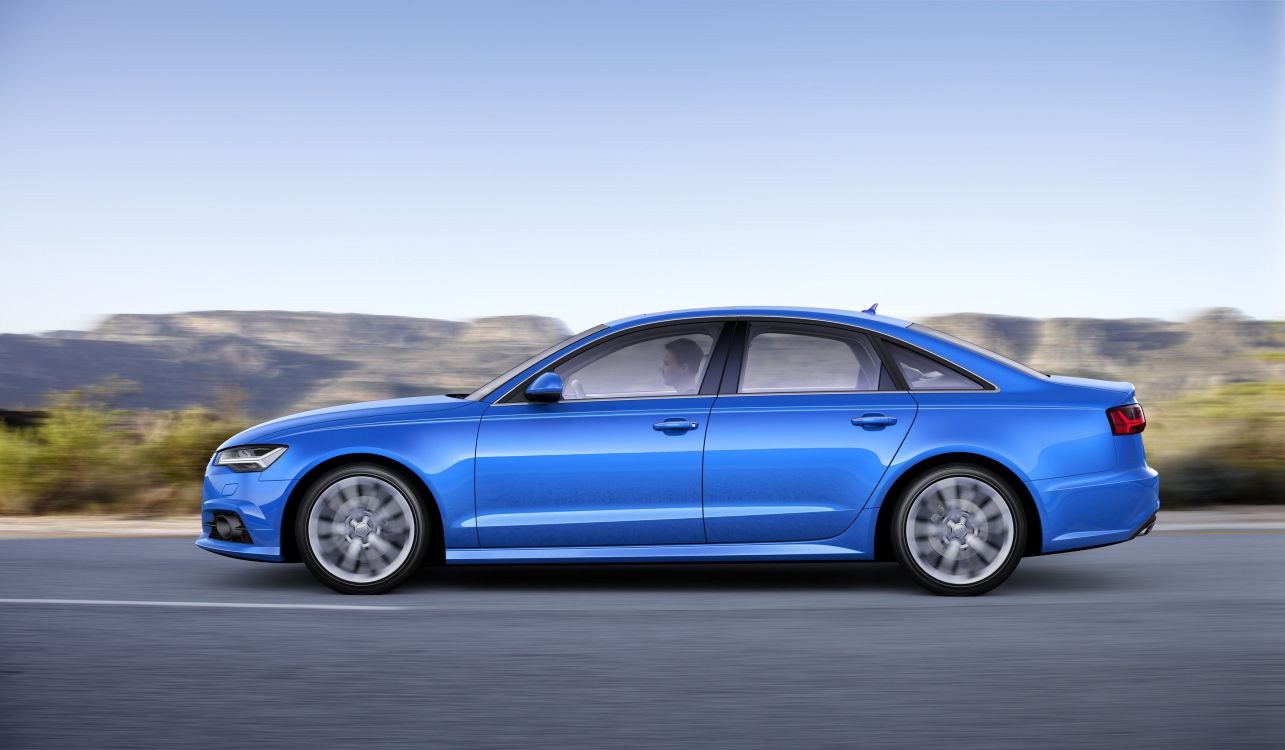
[851,414,897,428]
[653,419,699,432]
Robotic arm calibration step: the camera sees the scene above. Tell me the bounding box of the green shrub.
[1144,381,1285,506]
[0,384,248,516]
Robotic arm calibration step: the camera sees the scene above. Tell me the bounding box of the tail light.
[1107,404,1146,435]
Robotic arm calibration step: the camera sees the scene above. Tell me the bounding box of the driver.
[660,338,705,395]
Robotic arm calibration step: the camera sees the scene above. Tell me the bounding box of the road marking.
[1152,529,1285,536]
[0,534,194,540]
[0,598,404,611]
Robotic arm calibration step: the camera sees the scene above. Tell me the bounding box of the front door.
[475,321,729,547]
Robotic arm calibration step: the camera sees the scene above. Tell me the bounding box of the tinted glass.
[740,324,887,393]
[886,342,983,390]
[554,324,723,400]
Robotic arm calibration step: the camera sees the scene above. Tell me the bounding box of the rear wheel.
[892,464,1026,596]
[296,464,429,594]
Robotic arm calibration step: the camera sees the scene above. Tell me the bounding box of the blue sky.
[0,0,1280,333]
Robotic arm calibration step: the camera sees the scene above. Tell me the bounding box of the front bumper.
[1029,465,1160,554]
[196,536,288,562]
[195,468,293,562]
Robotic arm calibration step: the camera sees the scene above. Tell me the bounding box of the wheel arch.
[279,452,446,565]
[872,452,1043,561]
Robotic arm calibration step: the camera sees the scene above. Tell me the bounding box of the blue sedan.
[198,307,1159,595]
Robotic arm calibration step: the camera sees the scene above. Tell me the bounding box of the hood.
[219,395,475,448]
[1047,375,1137,403]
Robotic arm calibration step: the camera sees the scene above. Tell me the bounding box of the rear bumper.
[1029,465,1160,554]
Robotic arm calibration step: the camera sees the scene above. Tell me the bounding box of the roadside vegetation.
[1143,381,1285,506]
[0,380,1280,515]
[0,383,248,515]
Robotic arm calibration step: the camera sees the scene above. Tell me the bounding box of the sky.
[0,0,1281,334]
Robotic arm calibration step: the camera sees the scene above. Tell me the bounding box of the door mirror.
[524,372,564,402]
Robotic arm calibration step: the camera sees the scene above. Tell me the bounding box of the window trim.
[496,320,735,404]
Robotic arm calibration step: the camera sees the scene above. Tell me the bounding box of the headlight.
[214,445,287,473]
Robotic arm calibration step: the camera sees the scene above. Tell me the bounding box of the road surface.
[1,532,1282,748]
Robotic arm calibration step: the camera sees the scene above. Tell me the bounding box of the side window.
[552,323,723,400]
[739,324,891,393]
[885,341,983,391]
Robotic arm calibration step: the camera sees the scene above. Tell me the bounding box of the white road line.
[0,598,403,611]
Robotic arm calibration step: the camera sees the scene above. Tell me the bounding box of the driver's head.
[661,338,704,393]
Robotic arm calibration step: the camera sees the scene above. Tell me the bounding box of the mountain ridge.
[1,309,1279,415]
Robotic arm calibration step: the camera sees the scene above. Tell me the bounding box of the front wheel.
[892,465,1026,596]
[296,464,430,594]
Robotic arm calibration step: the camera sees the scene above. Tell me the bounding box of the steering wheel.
[566,378,587,400]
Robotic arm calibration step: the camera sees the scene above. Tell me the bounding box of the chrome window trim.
[488,394,715,407]
[490,313,1000,404]
[712,389,997,398]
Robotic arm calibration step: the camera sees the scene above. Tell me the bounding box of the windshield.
[465,325,607,400]
[909,323,1048,378]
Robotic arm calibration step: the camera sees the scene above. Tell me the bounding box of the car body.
[198,306,1159,595]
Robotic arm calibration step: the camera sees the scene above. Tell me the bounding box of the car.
[198,306,1159,595]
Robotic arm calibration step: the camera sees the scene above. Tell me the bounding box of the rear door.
[702,321,917,543]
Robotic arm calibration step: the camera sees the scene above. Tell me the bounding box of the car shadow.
[408,561,916,593]
[210,557,1130,597]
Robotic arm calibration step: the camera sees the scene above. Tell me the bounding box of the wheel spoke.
[965,534,1000,563]
[372,505,402,527]
[913,521,939,540]
[367,534,396,562]
[941,539,961,570]
[340,539,362,571]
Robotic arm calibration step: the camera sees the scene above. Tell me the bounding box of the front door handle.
[851,414,897,428]
[653,419,699,432]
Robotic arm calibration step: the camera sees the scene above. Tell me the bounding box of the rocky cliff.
[1,311,570,415]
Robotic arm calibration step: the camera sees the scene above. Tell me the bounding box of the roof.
[603,306,913,332]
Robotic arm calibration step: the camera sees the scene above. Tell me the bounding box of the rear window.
[909,324,1048,379]
[884,342,983,391]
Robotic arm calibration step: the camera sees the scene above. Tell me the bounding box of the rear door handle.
[851,414,897,428]
[653,419,699,432]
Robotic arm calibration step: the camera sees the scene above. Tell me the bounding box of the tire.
[295,463,431,594]
[891,464,1026,596]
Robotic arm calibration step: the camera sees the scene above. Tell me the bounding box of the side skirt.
[446,541,869,565]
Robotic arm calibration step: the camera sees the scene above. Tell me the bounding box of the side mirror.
[524,372,564,403]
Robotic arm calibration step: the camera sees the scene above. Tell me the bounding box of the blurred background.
[1,3,1282,749]
[1,0,1280,519]
[0,307,1281,516]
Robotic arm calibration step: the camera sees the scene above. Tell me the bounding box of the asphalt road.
[1,532,1282,749]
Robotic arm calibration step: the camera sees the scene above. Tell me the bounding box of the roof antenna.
[861,302,878,315]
